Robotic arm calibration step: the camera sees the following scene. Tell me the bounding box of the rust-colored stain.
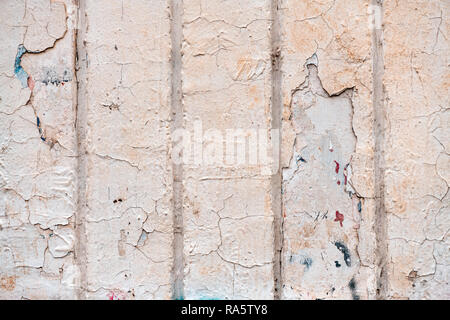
[0,275,16,291]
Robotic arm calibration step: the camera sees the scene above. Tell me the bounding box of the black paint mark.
[334,241,351,267]
[334,260,341,268]
[348,277,360,300]
[14,45,28,87]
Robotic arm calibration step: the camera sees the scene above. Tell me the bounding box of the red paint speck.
[334,161,340,174]
[343,173,347,185]
[337,180,341,185]
[334,210,344,227]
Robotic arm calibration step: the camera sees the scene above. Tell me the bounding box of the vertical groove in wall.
[170,0,184,300]
[371,0,388,299]
[270,0,283,300]
[74,0,87,300]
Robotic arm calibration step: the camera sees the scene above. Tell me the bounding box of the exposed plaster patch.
[282,55,362,299]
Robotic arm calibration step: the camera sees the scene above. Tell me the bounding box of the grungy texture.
[0,0,78,299]
[77,0,174,299]
[280,0,377,299]
[181,0,275,299]
[383,0,449,299]
[0,0,449,300]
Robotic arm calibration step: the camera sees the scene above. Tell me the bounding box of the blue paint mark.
[289,253,313,270]
[296,155,307,164]
[357,200,362,213]
[14,45,29,88]
[173,294,184,300]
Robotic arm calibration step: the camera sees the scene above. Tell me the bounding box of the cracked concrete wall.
[181,0,275,299]
[383,0,449,299]
[0,0,448,300]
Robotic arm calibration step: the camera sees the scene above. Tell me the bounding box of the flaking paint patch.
[14,45,29,87]
[348,277,359,300]
[36,116,46,141]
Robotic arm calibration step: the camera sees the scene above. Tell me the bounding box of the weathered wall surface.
[0,0,448,300]
[383,0,449,299]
